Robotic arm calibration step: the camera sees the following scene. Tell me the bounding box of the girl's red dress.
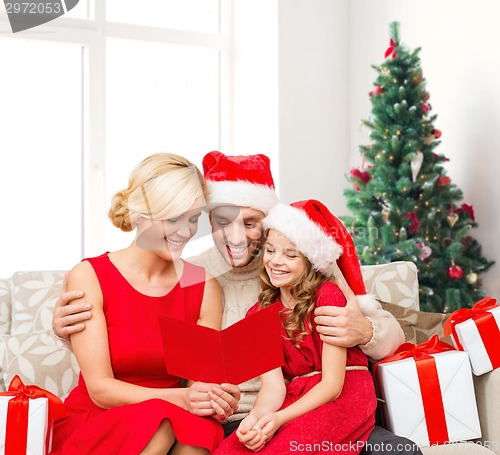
[50,253,223,454]
[214,281,377,455]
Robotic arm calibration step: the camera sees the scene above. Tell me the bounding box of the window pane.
[65,0,91,19]
[106,38,220,251]
[107,0,219,33]
[0,39,83,277]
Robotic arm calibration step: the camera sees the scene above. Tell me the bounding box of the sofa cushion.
[0,330,79,399]
[379,301,451,345]
[361,261,419,310]
[10,271,65,335]
[0,277,10,335]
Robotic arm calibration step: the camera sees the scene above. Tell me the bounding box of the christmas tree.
[342,22,494,313]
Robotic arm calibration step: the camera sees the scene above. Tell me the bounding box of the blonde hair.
[109,153,206,232]
[258,230,329,346]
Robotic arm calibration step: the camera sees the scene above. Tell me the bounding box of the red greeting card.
[158,304,284,385]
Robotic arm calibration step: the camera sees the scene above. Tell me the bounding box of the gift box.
[0,375,64,455]
[444,296,500,376]
[374,336,481,448]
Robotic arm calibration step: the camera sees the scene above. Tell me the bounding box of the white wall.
[277,0,350,214]
[268,0,498,296]
[349,0,500,297]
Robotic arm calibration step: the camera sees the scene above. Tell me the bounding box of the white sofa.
[0,262,498,454]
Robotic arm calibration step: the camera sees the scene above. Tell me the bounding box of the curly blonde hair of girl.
[258,232,329,346]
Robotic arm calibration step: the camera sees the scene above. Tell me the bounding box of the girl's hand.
[254,411,282,442]
[237,414,267,452]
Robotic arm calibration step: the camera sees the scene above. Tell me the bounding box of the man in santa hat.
[53,151,419,454]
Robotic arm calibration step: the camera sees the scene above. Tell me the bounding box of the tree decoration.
[369,85,384,97]
[438,176,451,186]
[448,264,463,280]
[457,203,475,221]
[461,236,474,251]
[446,212,459,228]
[466,273,478,285]
[411,151,424,181]
[417,242,432,260]
[404,212,419,234]
[350,168,371,184]
[432,128,442,139]
[385,38,397,58]
[342,21,494,313]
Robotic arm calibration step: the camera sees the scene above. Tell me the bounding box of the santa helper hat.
[263,199,379,314]
[202,151,279,214]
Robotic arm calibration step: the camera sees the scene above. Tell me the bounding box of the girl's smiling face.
[263,229,307,294]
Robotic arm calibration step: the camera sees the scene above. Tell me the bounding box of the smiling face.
[263,229,307,292]
[135,196,205,261]
[210,205,265,268]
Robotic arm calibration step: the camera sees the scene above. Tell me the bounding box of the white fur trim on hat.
[263,203,343,271]
[206,180,279,214]
[357,294,380,314]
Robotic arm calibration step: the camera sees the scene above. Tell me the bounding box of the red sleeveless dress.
[214,281,376,454]
[51,253,224,454]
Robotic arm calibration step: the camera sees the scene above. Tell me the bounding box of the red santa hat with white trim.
[202,151,279,214]
[263,199,379,313]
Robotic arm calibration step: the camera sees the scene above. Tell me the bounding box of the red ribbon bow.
[374,335,455,445]
[385,38,397,58]
[444,297,500,369]
[0,375,64,455]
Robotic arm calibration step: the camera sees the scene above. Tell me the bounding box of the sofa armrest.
[474,368,500,454]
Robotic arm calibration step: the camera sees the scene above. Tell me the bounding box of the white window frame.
[0,0,232,261]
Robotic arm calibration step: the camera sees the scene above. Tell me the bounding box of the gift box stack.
[374,335,481,448]
[0,375,64,455]
[444,296,500,376]
[375,296,500,448]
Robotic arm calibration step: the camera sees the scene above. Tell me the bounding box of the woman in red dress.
[51,153,236,455]
[214,200,377,455]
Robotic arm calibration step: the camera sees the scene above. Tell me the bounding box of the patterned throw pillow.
[379,301,450,345]
[361,261,419,310]
[10,271,65,335]
[0,278,10,335]
[0,330,79,399]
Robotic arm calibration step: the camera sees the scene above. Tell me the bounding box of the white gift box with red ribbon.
[445,298,500,376]
[375,336,481,448]
[0,395,49,455]
[0,375,64,455]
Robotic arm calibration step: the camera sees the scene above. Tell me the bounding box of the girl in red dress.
[51,154,236,455]
[215,200,377,455]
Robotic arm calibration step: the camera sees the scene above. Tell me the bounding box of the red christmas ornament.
[369,85,384,97]
[404,212,420,234]
[421,103,430,113]
[424,91,430,101]
[432,152,450,162]
[457,203,475,221]
[350,168,371,184]
[432,128,442,138]
[438,176,451,186]
[448,265,463,280]
[385,38,397,59]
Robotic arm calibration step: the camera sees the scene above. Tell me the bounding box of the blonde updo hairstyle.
[109,153,206,232]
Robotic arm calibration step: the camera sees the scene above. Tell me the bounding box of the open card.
[158,304,284,385]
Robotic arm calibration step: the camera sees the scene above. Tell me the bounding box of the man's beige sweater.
[188,247,403,422]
